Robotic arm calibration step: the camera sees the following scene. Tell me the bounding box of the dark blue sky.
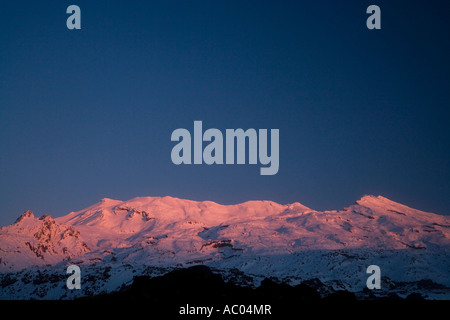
[1,1,449,225]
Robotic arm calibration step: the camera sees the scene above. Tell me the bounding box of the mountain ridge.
[1,194,448,272]
[0,194,449,300]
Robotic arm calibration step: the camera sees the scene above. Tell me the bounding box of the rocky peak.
[39,214,54,221]
[14,210,35,224]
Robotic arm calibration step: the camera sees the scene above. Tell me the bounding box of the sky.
[0,1,449,226]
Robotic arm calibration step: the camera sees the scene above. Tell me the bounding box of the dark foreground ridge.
[82,265,351,302]
[72,265,441,318]
[0,265,445,318]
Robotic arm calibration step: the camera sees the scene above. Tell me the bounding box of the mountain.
[0,195,449,299]
[0,211,89,270]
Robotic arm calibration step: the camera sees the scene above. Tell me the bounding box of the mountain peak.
[354,195,442,219]
[39,214,54,221]
[101,197,120,203]
[356,195,403,208]
[14,210,35,224]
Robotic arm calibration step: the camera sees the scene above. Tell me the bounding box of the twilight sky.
[0,1,449,226]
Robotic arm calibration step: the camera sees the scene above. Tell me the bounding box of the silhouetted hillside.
[84,265,327,302]
[79,265,359,317]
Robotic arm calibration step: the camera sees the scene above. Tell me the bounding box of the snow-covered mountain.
[0,195,449,299]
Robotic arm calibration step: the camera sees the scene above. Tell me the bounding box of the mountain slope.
[1,195,448,271]
[0,211,89,270]
[0,195,449,299]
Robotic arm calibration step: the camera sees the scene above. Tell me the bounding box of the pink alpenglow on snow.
[0,195,448,272]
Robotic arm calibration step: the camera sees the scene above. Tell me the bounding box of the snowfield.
[0,195,448,299]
